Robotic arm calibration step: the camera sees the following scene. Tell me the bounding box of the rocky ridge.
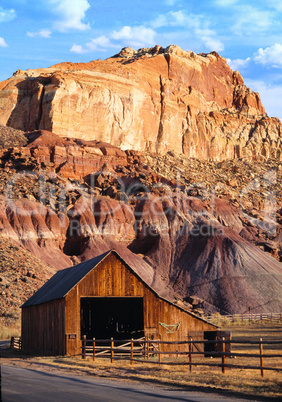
[0,45,281,162]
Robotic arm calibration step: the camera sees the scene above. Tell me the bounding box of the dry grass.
[0,318,21,340]
[206,313,282,327]
[2,323,281,400]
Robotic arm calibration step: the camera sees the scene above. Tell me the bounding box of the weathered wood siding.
[21,298,65,355]
[65,253,215,355]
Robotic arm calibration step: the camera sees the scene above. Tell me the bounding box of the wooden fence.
[10,336,21,350]
[81,336,282,378]
[204,312,282,325]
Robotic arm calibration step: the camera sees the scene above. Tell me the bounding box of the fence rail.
[204,312,282,325]
[10,336,21,350]
[81,336,282,377]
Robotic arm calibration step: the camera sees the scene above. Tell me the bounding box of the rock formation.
[0,45,281,161]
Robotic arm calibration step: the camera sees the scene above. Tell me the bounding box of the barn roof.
[21,248,211,324]
[22,251,111,307]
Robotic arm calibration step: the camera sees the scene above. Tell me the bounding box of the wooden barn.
[21,249,216,356]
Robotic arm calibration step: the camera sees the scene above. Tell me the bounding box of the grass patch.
[0,318,20,340]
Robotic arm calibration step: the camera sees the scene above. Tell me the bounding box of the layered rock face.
[0,129,281,315]
[0,45,281,161]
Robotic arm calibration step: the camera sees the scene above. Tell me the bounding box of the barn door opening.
[81,297,144,340]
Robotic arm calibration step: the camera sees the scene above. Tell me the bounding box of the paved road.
[1,365,256,402]
[0,340,10,349]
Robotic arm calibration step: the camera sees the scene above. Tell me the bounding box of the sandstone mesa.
[0,45,281,161]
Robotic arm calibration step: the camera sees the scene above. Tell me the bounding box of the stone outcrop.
[0,45,281,161]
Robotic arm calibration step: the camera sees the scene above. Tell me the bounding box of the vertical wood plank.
[82,335,86,359]
[130,338,134,366]
[111,337,114,363]
[259,338,264,378]
[189,338,193,372]
[93,338,96,361]
[222,337,226,374]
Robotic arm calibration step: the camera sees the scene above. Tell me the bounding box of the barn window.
[80,297,144,340]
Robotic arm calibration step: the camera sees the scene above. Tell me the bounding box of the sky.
[1,0,282,120]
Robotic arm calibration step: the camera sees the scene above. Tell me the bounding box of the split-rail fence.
[204,312,282,325]
[81,336,282,378]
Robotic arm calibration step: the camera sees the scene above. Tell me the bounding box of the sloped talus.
[170,225,282,314]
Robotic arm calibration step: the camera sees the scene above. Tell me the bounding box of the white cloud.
[111,26,156,47]
[201,36,224,52]
[71,25,157,54]
[195,27,224,52]
[0,7,16,23]
[50,0,90,32]
[254,44,282,68]
[245,79,282,121]
[232,6,272,35]
[70,44,84,54]
[268,1,282,12]
[226,57,251,70]
[70,10,223,55]
[164,0,178,5]
[27,29,52,38]
[71,35,117,54]
[151,11,224,52]
[214,0,238,6]
[151,10,196,29]
[168,10,188,26]
[0,37,8,47]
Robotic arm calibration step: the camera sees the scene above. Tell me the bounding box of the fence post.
[143,337,146,360]
[10,336,14,349]
[19,337,21,351]
[259,338,264,378]
[222,337,226,374]
[158,339,161,366]
[111,337,114,363]
[93,338,95,361]
[82,335,86,359]
[130,338,134,366]
[189,338,193,372]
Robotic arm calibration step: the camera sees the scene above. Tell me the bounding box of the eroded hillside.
[0,126,281,320]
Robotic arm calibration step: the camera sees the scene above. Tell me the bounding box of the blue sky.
[1,0,282,120]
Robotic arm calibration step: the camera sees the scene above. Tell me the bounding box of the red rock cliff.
[0,45,281,161]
